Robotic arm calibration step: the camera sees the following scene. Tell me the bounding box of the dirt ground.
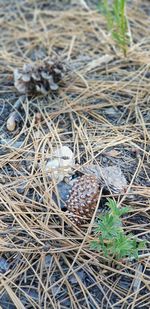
[0,0,150,308]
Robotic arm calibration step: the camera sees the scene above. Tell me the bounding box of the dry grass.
[0,0,150,308]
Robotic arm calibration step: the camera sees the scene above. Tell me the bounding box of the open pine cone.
[66,175,100,226]
[80,164,127,194]
[14,59,66,94]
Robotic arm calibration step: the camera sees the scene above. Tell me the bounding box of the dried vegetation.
[0,0,150,308]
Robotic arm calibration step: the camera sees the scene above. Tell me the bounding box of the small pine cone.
[66,175,100,226]
[14,59,65,94]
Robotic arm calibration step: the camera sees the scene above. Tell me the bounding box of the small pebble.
[6,111,21,131]
[0,257,9,273]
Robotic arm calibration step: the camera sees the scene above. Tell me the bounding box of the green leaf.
[106,198,131,217]
[90,198,147,260]
[90,240,102,252]
[95,213,123,239]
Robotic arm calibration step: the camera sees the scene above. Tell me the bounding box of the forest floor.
[0,0,150,308]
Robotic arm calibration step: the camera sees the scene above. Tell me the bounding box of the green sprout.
[91,198,146,260]
[98,0,130,56]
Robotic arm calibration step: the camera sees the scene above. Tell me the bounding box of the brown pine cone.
[14,59,66,94]
[66,175,100,226]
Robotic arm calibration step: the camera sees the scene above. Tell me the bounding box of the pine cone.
[80,165,127,194]
[14,60,65,94]
[66,175,100,226]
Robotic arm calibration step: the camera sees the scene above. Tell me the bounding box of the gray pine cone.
[14,60,66,94]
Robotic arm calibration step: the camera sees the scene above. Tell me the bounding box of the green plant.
[91,199,146,259]
[98,0,129,56]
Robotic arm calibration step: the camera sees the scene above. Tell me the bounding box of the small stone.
[6,111,21,132]
[0,257,9,273]
[53,181,72,209]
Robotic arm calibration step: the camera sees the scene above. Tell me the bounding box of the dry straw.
[0,0,150,308]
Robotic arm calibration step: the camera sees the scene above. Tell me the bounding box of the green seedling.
[91,198,146,259]
[98,0,130,56]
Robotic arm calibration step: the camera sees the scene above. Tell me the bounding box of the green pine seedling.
[98,0,129,56]
[91,199,146,260]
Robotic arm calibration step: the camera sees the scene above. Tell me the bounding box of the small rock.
[6,111,21,131]
[0,257,9,273]
[57,181,72,202]
[53,181,72,209]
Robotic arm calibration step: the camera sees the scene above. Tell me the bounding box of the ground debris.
[0,0,149,308]
[45,146,75,183]
[0,257,9,273]
[81,164,127,194]
[85,55,114,72]
[6,110,22,132]
[14,59,66,94]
